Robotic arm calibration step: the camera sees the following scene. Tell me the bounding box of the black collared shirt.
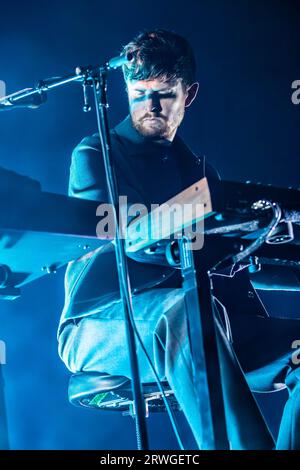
[69,115,220,207]
[60,116,220,326]
[113,116,183,206]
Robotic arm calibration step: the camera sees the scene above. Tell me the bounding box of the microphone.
[0,88,47,111]
[107,52,134,70]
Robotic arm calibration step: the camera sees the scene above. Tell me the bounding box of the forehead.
[127,78,181,92]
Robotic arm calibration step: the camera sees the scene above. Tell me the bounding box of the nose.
[146,92,162,114]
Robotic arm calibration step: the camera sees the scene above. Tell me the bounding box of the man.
[57,29,287,449]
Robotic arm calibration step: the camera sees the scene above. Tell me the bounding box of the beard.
[131,109,185,141]
[132,115,168,139]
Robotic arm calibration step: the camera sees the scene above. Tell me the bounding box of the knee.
[58,322,79,373]
[285,366,300,393]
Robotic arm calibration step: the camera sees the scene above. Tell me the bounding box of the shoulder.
[72,124,122,153]
[72,132,104,156]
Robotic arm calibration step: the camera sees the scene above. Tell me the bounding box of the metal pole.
[92,72,149,450]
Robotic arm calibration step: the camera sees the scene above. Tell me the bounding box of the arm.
[68,133,108,202]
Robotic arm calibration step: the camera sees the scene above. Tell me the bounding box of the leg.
[153,303,274,449]
[58,288,184,381]
[230,316,300,449]
[58,287,273,449]
[277,368,300,449]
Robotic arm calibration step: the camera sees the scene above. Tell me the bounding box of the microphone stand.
[89,64,149,451]
[0,55,149,450]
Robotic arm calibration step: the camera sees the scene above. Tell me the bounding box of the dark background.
[0,0,299,449]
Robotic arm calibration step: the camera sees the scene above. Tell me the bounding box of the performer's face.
[127,78,198,141]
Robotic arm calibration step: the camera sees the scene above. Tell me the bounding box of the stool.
[68,372,180,417]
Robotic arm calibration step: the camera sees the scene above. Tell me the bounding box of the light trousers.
[58,287,299,449]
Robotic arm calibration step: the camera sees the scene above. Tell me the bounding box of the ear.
[185,82,199,108]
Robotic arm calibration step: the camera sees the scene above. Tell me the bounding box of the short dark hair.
[121,29,196,87]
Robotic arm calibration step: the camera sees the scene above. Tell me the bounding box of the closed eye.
[132,90,176,99]
[158,92,176,99]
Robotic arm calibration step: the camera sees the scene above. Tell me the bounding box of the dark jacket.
[58,116,220,333]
